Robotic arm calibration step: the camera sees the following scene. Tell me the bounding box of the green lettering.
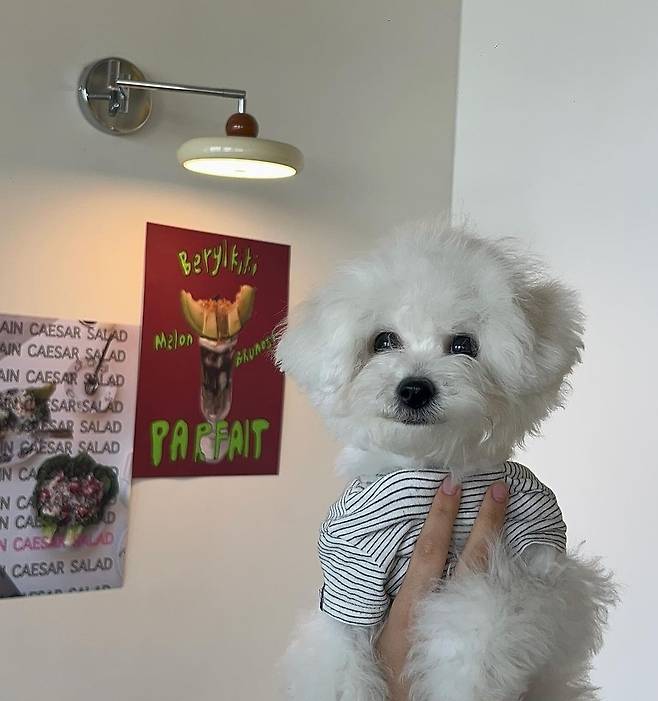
[214,420,229,460]
[211,247,222,276]
[203,248,212,273]
[228,420,244,460]
[178,251,191,276]
[193,253,202,274]
[154,332,167,350]
[251,419,270,459]
[170,420,189,462]
[194,422,213,462]
[150,420,170,467]
[243,247,252,273]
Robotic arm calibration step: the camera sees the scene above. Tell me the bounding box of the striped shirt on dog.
[318,461,566,626]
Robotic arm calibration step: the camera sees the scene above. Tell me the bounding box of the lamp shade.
[177,136,303,179]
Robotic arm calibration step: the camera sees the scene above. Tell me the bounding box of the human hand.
[375,478,509,701]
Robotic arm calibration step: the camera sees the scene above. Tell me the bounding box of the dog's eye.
[449,334,478,358]
[373,331,403,353]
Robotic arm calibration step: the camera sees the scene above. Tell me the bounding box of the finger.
[455,481,508,576]
[394,477,461,608]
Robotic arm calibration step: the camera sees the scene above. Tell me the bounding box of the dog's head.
[276,224,583,476]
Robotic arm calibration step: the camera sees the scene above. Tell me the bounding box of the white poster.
[0,314,139,598]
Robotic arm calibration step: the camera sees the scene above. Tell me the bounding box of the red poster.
[133,223,290,477]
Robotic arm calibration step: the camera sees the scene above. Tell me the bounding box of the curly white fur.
[407,543,617,701]
[276,222,616,700]
[281,611,386,701]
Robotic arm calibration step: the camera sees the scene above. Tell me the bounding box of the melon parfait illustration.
[180,285,255,461]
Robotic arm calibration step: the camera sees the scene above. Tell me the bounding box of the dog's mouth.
[381,410,442,426]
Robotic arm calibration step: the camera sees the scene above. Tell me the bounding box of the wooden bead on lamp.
[225,112,259,137]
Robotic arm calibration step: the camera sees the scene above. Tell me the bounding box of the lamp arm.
[114,78,247,113]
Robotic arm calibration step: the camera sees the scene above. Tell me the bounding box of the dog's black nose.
[396,377,436,410]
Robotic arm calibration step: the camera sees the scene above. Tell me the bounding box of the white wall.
[0,2,460,700]
[453,2,658,697]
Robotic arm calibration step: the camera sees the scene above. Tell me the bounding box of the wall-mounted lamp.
[78,57,303,179]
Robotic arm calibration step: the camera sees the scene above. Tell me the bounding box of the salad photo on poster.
[0,315,140,598]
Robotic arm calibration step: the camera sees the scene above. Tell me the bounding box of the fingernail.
[442,476,458,495]
[492,482,508,503]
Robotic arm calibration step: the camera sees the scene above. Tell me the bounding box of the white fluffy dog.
[276,224,616,701]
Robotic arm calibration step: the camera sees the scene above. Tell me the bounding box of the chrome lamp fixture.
[78,57,303,179]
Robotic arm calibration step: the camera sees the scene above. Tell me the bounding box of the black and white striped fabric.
[318,461,566,626]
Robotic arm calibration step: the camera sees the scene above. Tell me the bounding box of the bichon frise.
[276,223,616,701]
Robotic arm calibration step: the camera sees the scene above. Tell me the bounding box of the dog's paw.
[405,571,547,701]
[280,610,387,701]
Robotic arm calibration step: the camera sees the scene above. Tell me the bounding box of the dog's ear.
[276,283,362,403]
[515,277,585,395]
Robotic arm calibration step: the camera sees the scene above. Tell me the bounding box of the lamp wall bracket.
[78,57,247,136]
